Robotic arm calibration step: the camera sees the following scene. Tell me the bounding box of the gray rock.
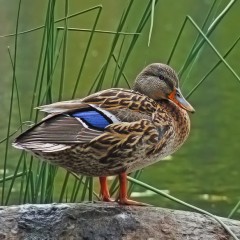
[0,202,239,240]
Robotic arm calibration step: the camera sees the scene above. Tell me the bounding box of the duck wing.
[37,89,157,116]
[13,89,159,153]
[13,104,119,152]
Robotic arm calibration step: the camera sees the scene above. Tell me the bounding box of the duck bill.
[168,88,195,113]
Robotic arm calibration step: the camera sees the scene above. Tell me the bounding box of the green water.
[0,1,240,219]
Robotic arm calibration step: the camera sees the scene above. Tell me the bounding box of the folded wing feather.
[13,105,120,152]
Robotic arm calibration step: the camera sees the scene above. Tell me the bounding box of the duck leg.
[99,176,114,202]
[117,172,149,206]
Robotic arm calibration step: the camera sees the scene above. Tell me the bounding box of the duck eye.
[176,91,181,97]
[159,75,165,80]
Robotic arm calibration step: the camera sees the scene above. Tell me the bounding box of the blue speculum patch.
[71,109,111,130]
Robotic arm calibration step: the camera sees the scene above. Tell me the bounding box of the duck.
[13,63,195,205]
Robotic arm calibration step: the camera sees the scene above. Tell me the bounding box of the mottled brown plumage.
[13,63,195,205]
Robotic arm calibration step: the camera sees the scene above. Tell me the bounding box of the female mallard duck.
[13,63,195,205]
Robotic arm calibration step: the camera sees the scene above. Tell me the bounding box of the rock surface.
[0,202,239,240]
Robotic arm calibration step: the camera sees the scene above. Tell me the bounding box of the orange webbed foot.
[116,197,151,206]
[117,172,152,206]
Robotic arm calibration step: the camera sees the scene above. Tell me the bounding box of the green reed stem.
[72,6,102,98]
[179,0,237,76]
[148,0,155,47]
[228,200,240,218]
[187,16,240,83]
[187,34,240,99]
[59,172,70,203]
[1,0,22,205]
[178,0,218,78]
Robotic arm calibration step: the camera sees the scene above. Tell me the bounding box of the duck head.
[133,63,195,113]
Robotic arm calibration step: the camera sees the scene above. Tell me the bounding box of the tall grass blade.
[187,16,240,83]
[72,6,102,98]
[1,0,22,205]
[228,200,240,218]
[187,34,240,99]
[148,0,155,47]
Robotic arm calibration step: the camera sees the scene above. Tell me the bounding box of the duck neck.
[158,99,191,147]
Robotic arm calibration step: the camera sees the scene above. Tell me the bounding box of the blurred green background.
[0,0,240,219]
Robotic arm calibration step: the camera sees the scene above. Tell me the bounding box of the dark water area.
[0,1,240,219]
